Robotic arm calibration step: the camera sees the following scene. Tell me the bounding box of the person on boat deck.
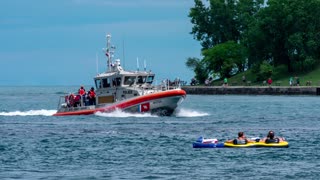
[78,86,86,106]
[67,93,81,107]
[227,132,254,144]
[88,87,96,105]
[67,93,75,107]
[78,86,86,96]
[260,131,285,143]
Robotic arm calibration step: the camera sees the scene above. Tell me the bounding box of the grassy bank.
[213,65,320,87]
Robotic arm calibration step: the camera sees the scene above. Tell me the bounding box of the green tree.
[247,0,320,72]
[189,0,239,49]
[189,0,211,49]
[251,60,274,81]
[189,0,263,49]
[202,41,247,78]
[185,57,208,83]
[188,0,320,79]
[188,0,263,78]
[238,0,265,68]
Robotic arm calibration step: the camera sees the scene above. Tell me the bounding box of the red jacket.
[79,89,85,96]
[89,90,96,98]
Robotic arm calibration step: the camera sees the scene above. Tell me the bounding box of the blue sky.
[0,0,201,86]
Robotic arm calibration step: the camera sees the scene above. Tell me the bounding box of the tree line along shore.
[186,0,320,87]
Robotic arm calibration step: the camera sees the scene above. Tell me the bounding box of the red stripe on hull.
[53,89,186,116]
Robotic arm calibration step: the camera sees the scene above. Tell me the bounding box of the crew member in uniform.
[88,87,96,105]
[78,86,86,106]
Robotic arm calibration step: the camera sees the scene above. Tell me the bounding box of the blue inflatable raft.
[193,142,225,148]
[192,137,225,148]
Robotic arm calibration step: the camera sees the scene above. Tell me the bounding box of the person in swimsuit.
[260,130,285,143]
[227,132,254,144]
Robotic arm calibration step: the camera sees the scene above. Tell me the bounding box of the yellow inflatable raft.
[224,141,289,148]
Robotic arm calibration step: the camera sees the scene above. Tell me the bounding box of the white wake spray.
[95,109,158,118]
[174,108,209,117]
[0,109,56,116]
[95,108,209,118]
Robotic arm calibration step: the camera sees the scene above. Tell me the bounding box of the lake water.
[1,86,320,179]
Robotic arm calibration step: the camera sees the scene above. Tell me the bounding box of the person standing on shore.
[296,76,300,86]
[289,77,293,86]
[267,77,272,86]
[242,75,246,85]
[223,77,228,86]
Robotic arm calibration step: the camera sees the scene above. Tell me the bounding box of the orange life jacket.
[89,90,96,98]
[79,89,85,96]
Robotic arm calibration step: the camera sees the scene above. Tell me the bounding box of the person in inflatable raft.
[260,130,285,143]
[226,132,255,145]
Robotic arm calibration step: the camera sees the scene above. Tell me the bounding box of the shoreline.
[181,86,320,95]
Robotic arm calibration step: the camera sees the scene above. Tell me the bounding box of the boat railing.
[134,81,181,95]
[57,95,63,110]
[57,93,90,111]
[161,79,181,90]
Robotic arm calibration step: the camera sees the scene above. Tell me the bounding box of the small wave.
[174,108,209,117]
[0,110,56,116]
[55,91,68,95]
[95,109,158,118]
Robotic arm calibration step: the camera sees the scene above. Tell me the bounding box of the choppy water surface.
[1,86,320,179]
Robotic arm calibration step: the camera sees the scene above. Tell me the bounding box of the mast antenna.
[96,52,98,74]
[105,34,112,72]
[137,57,139,71]
[122,39,125,69]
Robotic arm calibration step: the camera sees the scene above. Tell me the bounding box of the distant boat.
[53,34,186,116]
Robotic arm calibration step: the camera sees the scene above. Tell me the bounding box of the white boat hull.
[54,89,186,116]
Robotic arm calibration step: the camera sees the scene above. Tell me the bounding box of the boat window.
[137,76,146,84]
[146,76,154,84]
[116,77,121,86]
[124,76,135,86]
[95,79,102,89]
[112,77,122,87]
[102,78,111,88]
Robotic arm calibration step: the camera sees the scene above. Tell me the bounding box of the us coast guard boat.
[53,34,186,116]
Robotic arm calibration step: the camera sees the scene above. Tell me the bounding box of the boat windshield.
[95,79,102,89]
[137,76,146,84]
[102,78,111,88]
[146,76,154,84]
[124,76,135,86]
[113,77,122,87]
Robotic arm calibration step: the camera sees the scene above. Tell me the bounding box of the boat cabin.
[94,74,154,89]
[93,59,156,105]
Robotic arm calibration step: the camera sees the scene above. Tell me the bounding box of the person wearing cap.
[88,87,96,105]
[260,131,285,143]
[226,132,254,145]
